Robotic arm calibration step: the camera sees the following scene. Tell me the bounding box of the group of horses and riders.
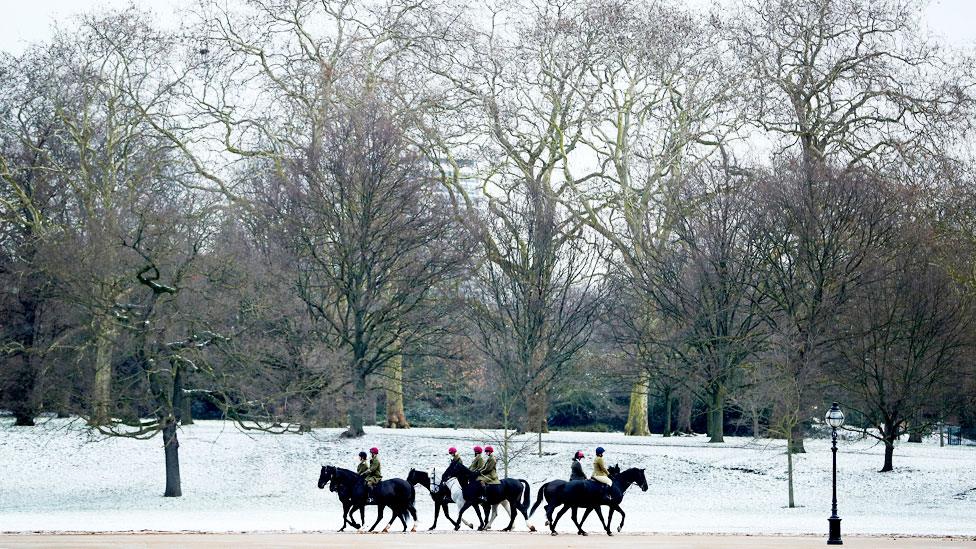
[317,444,648,536]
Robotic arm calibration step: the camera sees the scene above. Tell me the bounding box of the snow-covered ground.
[1,418,974,536]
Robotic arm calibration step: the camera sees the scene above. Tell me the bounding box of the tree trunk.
[10,359,38,426]
[162,420,182,497]
[751,405,760,438]
[345,372,367,437]
[10,296,40,426]
[385,354,409,429]
[881,439,895,472]
[624,372,650,436]
[707,386,725,443]
[523,383,549,433]
[786,446,795,508]
[676,388,692,434]
[91,315,115,426]
[663,388,673,437]
[788,421,806,454]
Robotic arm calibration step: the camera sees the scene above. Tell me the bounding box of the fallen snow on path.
[1,418,973,536]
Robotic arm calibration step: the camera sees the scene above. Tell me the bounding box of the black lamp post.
[825,402,845,545]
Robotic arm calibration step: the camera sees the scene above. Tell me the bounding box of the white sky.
[1,0,975,54]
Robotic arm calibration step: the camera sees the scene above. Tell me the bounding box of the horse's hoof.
[617,526,623,533]
[411,526,417,533]
[529,525,537,532]
[607,532,614,537]
[550,531,558,536]
[580,531,588,536]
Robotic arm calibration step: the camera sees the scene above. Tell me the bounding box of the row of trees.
[3,0,976,496]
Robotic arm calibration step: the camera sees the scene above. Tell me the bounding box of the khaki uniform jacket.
[365,456,382,487]
[477,455,501,484]
[451,454,461,465]
[469,454,485,472]
[357,461,368,475]
[592,456,610,478]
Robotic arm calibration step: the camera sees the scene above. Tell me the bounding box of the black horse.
[440,458,531,531]
[529,465,647,536]
[406,468,473,530]
[317,465,418,533]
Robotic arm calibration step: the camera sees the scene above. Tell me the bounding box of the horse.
[317,465,418,533]
[529,465,647,536]
[406,468,474,530]
[440,458,532,531]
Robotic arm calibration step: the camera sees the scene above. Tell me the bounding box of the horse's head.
[608,464,621,477]
[442,456,472,483]
[318,465,336,490]
[631,467,648,492]
[407,468,431,490]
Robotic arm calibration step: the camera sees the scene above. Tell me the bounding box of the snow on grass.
[1,418,974,535]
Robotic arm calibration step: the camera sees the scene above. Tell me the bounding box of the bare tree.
[468,192,605,462]
[625,167,767,443]
[733,0,974,173]
[753,159,899,452]
[274,100,471,437]
[833,217,971,471]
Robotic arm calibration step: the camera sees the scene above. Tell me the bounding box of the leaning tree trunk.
[624,371,650,436]
[91,314,115,426]
[385,353,409,429]
[345,372,367,437]
[523,382,549,433]
[162,419,182,497]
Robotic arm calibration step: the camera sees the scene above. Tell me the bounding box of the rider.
[570,450,586,481]
[356,451,368,475]
[475,445,500,502]
[448,446,461,464]
[469,445,485,472]
[591,446,613,502]
[362,447,382,503]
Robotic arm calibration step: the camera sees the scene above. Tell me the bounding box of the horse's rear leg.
[503,499,517,531]
[383,505,402,533]
[593,506,611,536]
[369,505,384,532]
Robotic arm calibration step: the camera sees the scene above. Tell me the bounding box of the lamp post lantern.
[825,402,845,545]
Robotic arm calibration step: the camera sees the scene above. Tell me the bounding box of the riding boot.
[477,481,488,503]
[602,485,613,503]
[366,485,374,504]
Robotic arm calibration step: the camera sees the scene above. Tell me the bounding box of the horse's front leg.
[573,507,587,536]
[369,505,384,532]
[454,502,471,531]
[429,501,442,530]
[551,505,571,535]
[613,503,625,532]
[338,501,350,531]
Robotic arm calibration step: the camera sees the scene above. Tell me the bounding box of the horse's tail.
[529,481,548,517]
[519,479,531,514]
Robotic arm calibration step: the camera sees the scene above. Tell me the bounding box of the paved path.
[1,533,974,548]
